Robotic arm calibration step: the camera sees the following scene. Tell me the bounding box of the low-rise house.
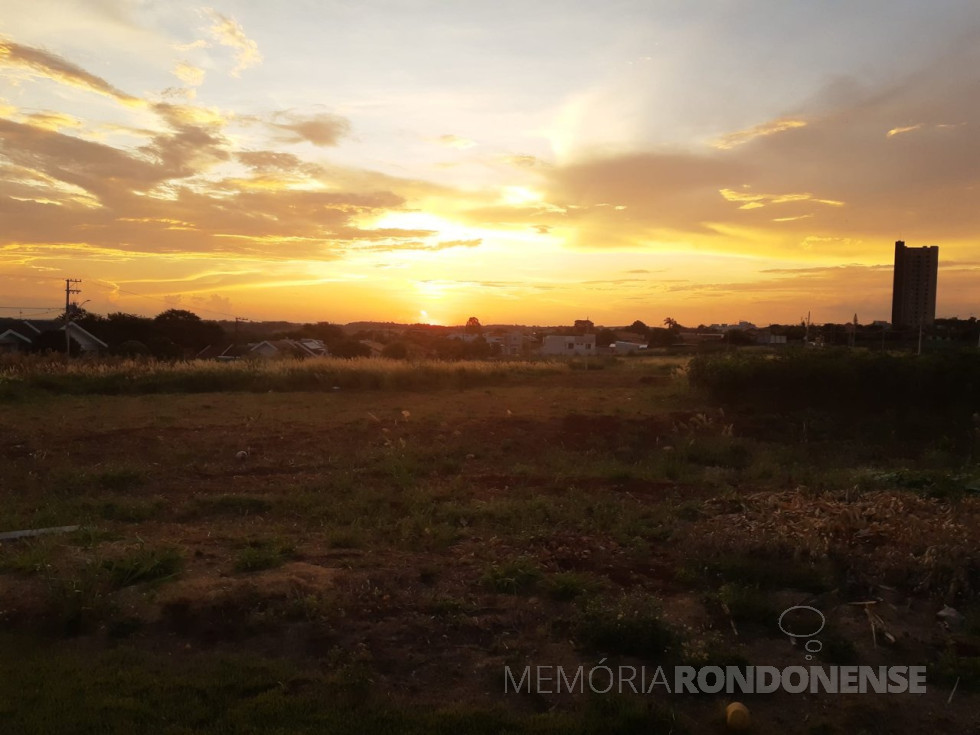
[63,322,108,354]
[250,339,321,358]
[0,321,38,353]
[446,332,482,343]
[196,344,253,361]
[540,334,596,356]
[197,338,325,360]
[611,340,647,355]
[0,320,107,354]
[756,332,788,345]
[297,338,328,355]
[486,331,526,356]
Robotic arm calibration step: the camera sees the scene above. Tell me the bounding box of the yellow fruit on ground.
[726,701,750,730]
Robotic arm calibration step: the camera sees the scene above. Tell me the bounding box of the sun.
[417,309,448,325]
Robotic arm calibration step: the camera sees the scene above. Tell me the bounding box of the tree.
[381,341,409,359]
[465,316,482,334]
[647,328,677,347]
[288,322,347,346]
[58,302,93,323]
[726,329,755,346]
[102,312,154,346]
[332,338,371,358]
[114,340,150,357]
[629,320,649,336]
[596,328,617,347]
[153,309,224,352]
[154,308,202,325]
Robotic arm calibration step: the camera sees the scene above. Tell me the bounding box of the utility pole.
[64,278,81,357]
[234,316,248,344]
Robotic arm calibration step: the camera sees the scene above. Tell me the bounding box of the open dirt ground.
[1,363,978,733]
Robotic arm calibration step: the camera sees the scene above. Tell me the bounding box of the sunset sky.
[1,1,978,326]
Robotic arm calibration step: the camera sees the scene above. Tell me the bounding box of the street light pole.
[64,279,81,358]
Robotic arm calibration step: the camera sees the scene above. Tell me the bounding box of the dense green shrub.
[688,349,980,414]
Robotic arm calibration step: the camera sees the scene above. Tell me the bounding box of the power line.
[2,275,252,322]
[5,309,62,319]
[0,273,71,281]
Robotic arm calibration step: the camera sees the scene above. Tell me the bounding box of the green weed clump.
[234,540,296,573]
[715,582,777,626]
[546,571,599,601]
[482,558,542,594]
[575,591,677,659]
[101,546,183,588]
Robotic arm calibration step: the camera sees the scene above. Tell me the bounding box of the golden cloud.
[205,9,262,76]
[269,112,351,147]
[719,188,845,209]
[174,61,206,87]
[886,124,923,137]
[712,117,807,150]
[23,111,83,132]
[439,134,477,149]
[501,154,548,169]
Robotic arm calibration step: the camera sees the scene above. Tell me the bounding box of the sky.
[1,0,978,327]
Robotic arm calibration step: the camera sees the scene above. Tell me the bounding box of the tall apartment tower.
[891,240,938,327]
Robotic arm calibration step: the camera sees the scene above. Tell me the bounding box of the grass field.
[1,354,978,733]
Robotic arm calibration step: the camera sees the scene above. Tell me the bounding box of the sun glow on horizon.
[0,1,977,325]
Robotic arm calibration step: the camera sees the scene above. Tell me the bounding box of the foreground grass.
[1,357,977,733]
[0,634,682,735]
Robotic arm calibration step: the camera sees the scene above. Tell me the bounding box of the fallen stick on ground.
[0,525,81,541]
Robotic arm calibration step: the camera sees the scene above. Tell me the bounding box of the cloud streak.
[0,39,140,105]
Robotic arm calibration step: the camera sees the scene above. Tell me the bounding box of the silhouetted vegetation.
[689,348,980,453]
[689,348,980,412]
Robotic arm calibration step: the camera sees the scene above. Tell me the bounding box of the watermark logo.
[503,605,927,695]
[778,605,826,660]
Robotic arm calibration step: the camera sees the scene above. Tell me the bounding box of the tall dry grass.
[0,354,569,396]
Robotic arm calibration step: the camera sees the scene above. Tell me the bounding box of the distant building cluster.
[708,321,758,332]
[3,240,961,360]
